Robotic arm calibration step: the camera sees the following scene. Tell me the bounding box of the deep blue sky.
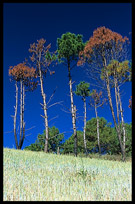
[3,3,132,149]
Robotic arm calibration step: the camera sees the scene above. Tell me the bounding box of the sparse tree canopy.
[29,38,57,153]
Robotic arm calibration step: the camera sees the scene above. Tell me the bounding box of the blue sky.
[3,3,132,149]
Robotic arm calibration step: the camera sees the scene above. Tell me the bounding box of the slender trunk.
[117,85,126,162]
[68,61,77,157]
[14,81,19,149]
[103,57,124,160]
[83,98,88,156]
[19,80,23,149]
[105,71,124,158]
[95,104,101,155]
[114,75,120,128]
[57,146,60,155]
[38,54,49,153]
[20,83,25,149]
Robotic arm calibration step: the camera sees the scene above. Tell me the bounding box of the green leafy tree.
[57,32,84,157]
[75,81,90,155]
[110,123,132,156]
[62,118,132,156]
[24,126,64,153]
[62,118,114,154]
[62,131,84,154]
[86,117,113,153]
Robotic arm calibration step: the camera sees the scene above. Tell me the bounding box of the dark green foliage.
[85,117,113,152]
[109,123,132,156]
[24,126,64,153]
[57,32,84,64]
[75,81,90,100]
[62,131,84,154]
[24,143,41,151]
[62,117,132,156]
[125,123,132,156]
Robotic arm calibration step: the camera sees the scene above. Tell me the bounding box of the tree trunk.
[38,55,49,153]
[103,56,124,160]
[20,83,25,149]
[14,81,19,149]
[105,72,124,158]
[83,98,88,156]
[19,80,23,149]
[117,85,126,162]
[95,104,101,155]
[68,61,77,157]
[114,75,120,128]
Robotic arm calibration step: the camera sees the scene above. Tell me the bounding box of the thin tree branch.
[25,126,36,132]
[48,115,59,123]
[48,101,63,109]
[47,87,57,105]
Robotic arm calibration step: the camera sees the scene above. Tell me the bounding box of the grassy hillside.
[3,148,132,201]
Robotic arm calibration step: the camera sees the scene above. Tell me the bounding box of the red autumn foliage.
[9,62,37,81]
[29,38,55,76]
[77,26,129,66]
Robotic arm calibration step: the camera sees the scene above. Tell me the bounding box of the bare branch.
[4,130,13,134]
[48,115,59,123]
[25,126,36,132]
[40,103,44,107]
[48,101,63,109]
[47,87,57,105]
[61,108,71,114]
[25,133,32,137]
[40,114,45,118]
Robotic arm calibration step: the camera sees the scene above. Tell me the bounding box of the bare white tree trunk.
[95,104,101,155]
[19,80,23,148]
[14,81,18,149]
[114,76,120,128]
[83,98,87,155]
[38,53,49,153]
[68,63,77,157]
[103,58,124,160]
[117,85,126,161]
[20,83,25,149]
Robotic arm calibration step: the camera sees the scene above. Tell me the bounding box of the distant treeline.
[24,117,132,157]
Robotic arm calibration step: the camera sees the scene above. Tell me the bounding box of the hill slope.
[3,148,132,201]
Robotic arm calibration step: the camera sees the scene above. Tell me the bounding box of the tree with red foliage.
[78,26,129,161]
[9,62,37,149]
[29,38,56,153]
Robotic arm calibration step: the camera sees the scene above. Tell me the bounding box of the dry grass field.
[3,148,132,201]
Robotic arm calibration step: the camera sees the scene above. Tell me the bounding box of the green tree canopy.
[62,131,84,154]
[57,32,84,65]
[62,117,131,155]
[75,81,90,100]
[24,126,64,153]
